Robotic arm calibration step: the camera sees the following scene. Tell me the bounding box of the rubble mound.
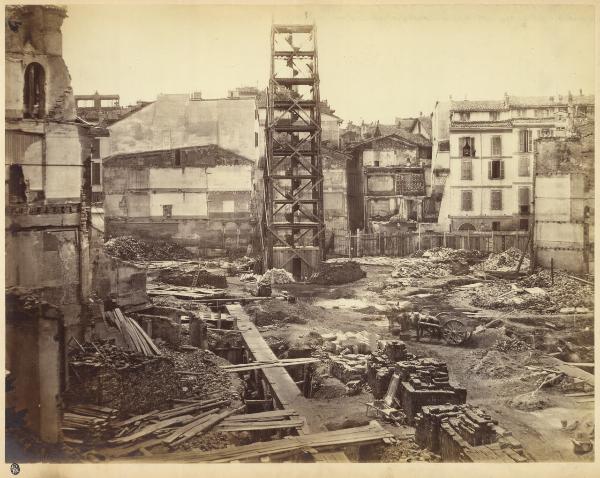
[477,247,529,272]
[391,258,452,279]
[157,266,227,289]
[159,347,242,400]
[64,341,179,416]
[104,235,195,261]
[372,438,441,463]
[259,268,295,285]
[420,247,486,263]
[507,393,553,411]
[309,261,366,285]
[519,270,593,310]
[494,337,531,353]
[471,350,524,379]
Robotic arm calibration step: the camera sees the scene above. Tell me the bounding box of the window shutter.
[519,187,530,206]
[527,130,533,152]
[471,137,476,156]
[500,160,505,179]
[488,161,492,179]
[497,136,502,156]
[462,190,472,211]
[519,130,525,152]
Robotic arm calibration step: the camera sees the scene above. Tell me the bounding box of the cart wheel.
[442,320,468,345]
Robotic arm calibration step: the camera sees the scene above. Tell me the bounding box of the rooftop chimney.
[580,88,583,96]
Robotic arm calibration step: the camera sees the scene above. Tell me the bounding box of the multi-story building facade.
[434,93,594,232]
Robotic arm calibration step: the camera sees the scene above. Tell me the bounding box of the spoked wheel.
[441,319,469,345]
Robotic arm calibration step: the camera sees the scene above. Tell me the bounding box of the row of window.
[459,130,542,158]
[460,156,529,180]
[456,108,566,122]
[460,188,530,212]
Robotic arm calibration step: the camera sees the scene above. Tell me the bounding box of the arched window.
[458,222,476,231]
[23,62,45,119]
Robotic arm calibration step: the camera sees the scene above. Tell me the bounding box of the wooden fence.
[329,230,529,258]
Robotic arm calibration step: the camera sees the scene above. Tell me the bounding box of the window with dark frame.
[491,221,500,231]
[23,62,45,119]
[91,138,101,159]
[162,205,173,218]
[255,132,259,147]
[461,158,472,180]
[518,156,530,176]
[490,111,499,121]
[461,190,473,211]
[519,129,533,152]
[91,162,101,186]
[519,218,529,230]
[459,112,470,121]
[460,137,475,157]
[491,136,502,157]
[519,187,530,214]
[488,159,504,179]
[490,190,502,210]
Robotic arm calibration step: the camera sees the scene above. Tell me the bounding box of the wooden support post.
[551,258,554,285]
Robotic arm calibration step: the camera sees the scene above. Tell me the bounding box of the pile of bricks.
[329,354,368,384]
[415,404,527,462]
[366,340,414,399]
[394,358,467,424]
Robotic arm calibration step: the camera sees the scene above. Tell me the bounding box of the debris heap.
[65,341,179,417]
[329,354,368,384]
[104,235,195,261]
[476,247,529,272]
[310,261,366,285]
[259,268,295,285]
[157,266,228,289]
[415,404,527,462]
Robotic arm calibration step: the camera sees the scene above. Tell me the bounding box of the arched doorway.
[458,223,475,231]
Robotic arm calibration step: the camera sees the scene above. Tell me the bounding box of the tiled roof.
[349,131,431,150]
[507,95,568,107]
[395,117,418,130]
[450,120,513,129]
[418,116,432,136]
[451,100,507,112]
[572,95,595,105]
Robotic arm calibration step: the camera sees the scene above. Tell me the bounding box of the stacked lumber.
[124,421,394,463]
[104,308,161,356]
[218,357,319,373]
[62,404,118,446]
[215,409,305,433]
[91,399,234,458]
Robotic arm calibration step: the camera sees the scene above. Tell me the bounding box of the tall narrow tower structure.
[263,24,325,280]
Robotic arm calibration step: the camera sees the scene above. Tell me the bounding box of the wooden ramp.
[123,421,393,463]
[227,303,327,434]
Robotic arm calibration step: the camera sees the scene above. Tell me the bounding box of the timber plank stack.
[62,404,118,446]
[104,308,161,356]
[121,421,395,463]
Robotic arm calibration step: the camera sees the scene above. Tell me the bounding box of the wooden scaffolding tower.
[263,24,325,280]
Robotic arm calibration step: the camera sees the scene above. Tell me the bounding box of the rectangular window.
[459,112,470,121]
[540,129,553,137]
[162,205,173,218]
[492,221,501,231]
[438,140,450,152]
[490,190,503,210]
[461,190,473,211]
[491,136,502,157]
[519,187,530,214]
[91,162,101,186]
[519,129,533,152]
[519,218,529,230]
[91,138,101,159]
[461,158,472,180]
[255,132,259,147]
[490,111,499,121]
[460,137,475,157]
[517,109,527,117]
[518,156,530,176]
[488,160,504,179]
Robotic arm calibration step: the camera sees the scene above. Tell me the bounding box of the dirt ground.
[231,263,595,462]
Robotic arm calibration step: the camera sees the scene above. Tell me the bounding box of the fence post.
[348,231,351,259]
[443,231,447,248]
[418,225,422,251]
[357,229,361,257]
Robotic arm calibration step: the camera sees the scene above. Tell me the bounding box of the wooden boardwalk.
[227,303,327,434]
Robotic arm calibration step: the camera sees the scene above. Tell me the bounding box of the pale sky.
[61,3,596,124]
